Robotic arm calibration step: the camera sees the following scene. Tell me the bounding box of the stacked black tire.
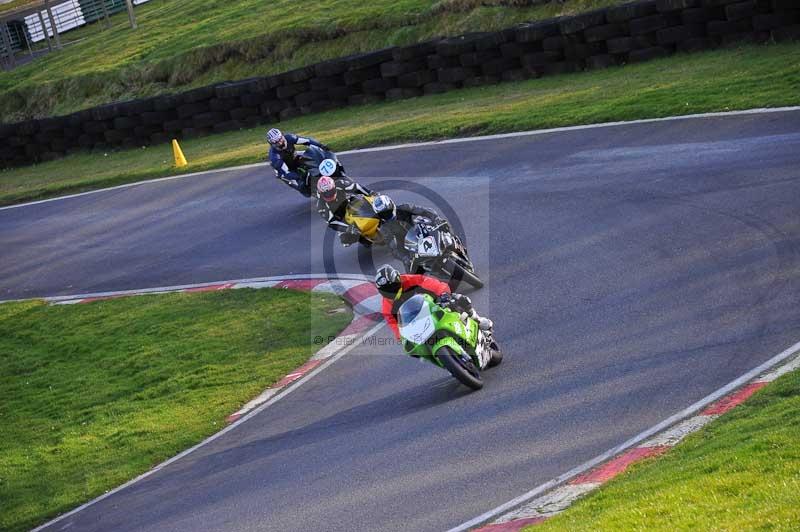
[2,0,798,169]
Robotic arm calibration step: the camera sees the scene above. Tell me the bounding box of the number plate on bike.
[418,235,439,257]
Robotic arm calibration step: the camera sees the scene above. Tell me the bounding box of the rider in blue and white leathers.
[267,128,330,196]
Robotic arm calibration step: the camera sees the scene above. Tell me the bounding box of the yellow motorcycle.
[342,194,408,246]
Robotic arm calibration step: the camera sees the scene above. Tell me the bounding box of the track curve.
[2,110,800,531]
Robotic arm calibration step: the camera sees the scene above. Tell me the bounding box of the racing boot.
[467,308,493,331]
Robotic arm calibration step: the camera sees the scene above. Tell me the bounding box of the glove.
[284,178,305,194]
[436,293,452,307]
[401,254,413,272]
[320,144,331,151]
[339,226,360,246]
[452,294,472,312]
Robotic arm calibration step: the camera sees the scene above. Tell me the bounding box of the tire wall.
[1,0,798,168]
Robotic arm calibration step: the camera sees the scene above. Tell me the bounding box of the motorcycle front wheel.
[438,346,483,390]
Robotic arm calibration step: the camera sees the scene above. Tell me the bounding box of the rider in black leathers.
[316,175,374,244]
[383,199,446,268]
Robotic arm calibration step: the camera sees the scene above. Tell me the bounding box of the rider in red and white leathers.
[374,265,491,339]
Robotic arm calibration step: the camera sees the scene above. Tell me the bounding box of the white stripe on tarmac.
[337,106,800,155]
[3,106,799,212]
[0,273,372,305]
[228,388,280,417]
[353,294,384,315]
[312,279,365,295]
[30,317,386,532]
[757,355,800,383]
[448,339,800,532]
[0,162,266,212]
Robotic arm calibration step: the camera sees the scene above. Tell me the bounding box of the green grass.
[528,367,800,531]
[0,0,622,122]
[1,42,798,207]
[0,289,352,532]
[0,0,38,16]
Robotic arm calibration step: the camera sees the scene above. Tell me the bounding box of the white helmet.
[372,194,396,220]
[267,128,285,148]
[317,175,337,202]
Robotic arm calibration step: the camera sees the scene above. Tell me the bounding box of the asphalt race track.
[2,110,800,531]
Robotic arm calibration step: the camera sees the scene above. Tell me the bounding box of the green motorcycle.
[397,294,503,390]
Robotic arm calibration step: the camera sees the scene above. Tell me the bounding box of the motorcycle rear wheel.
[488,340,503,368]
[438,346,483,390]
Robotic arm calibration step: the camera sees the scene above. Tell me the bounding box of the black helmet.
[375,264,401,298]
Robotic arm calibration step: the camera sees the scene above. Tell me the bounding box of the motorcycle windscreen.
[301,145,324,163]
[398,295,436,344]
[404,226,420,252]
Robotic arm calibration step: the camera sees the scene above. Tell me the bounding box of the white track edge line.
[30,316,385,532]
[448,338,800,532]
[1,273,373,304]
[3,106,798,212]
[0,162,267,211]
[338,106,800,155]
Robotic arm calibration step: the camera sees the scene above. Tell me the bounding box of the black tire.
[438,346,483,390]
[450,257,484,289]
[488,339,503,368]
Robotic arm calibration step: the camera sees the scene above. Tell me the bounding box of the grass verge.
[2,42,798,207]
[0,288,353,532]
[528,367,800,531]
[0,0,621,122]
